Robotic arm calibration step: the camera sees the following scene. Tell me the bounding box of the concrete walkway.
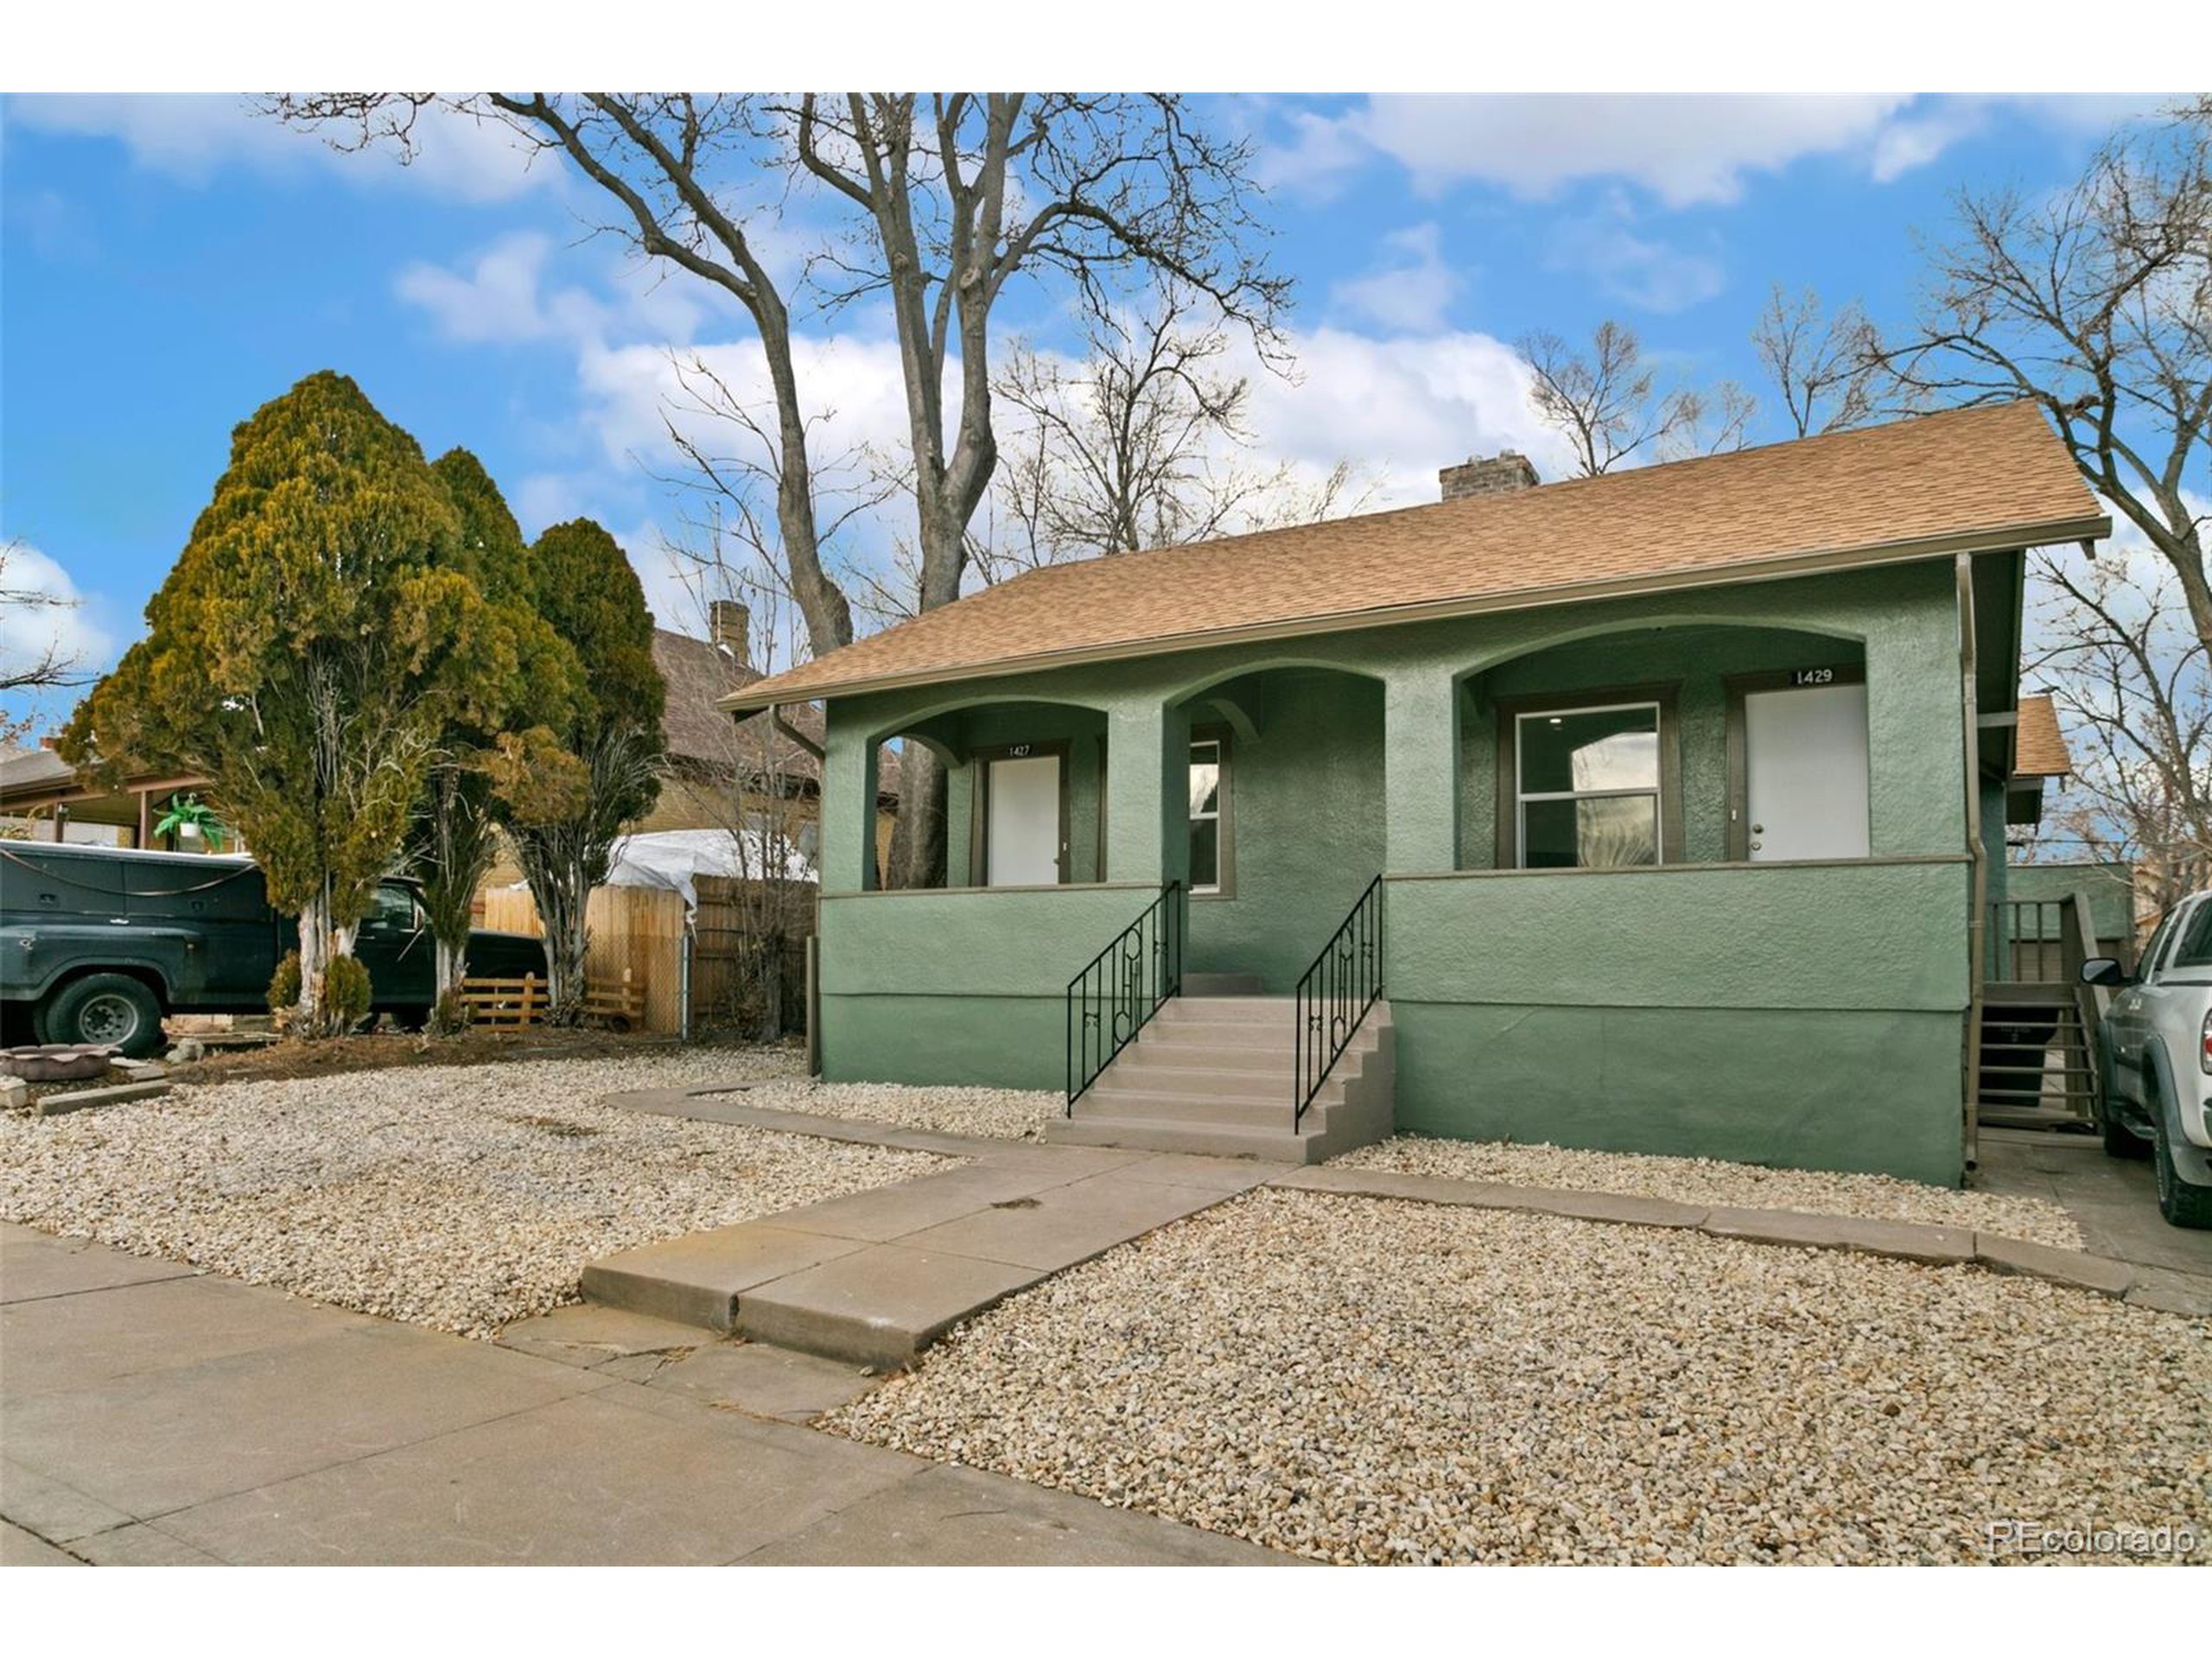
[604,1086,2212,1325]
[588,1089,1275,1364]
[0,1224,1281,1567]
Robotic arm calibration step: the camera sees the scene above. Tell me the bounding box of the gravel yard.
[828,1188,2209,1565]
[724,1077,1061,1142]
[0,1052,944,1338]
[1338,1134,2083,1249]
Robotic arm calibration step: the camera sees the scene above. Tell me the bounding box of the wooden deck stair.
[1977,982,2100,1132]
[1045,990,1395,1163]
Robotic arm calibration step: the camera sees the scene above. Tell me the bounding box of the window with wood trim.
[1188,731,1230,894]
[1493,687,1682,869]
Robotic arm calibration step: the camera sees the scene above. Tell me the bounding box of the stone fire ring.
[0,1045,119,1083]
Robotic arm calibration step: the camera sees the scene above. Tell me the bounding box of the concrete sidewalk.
[0,1224,1281,1567]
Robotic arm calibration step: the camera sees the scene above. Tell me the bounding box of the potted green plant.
[154,792,226,853]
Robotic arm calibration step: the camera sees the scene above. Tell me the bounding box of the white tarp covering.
[598,828,816,912]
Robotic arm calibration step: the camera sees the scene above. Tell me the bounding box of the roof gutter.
[766,705,825,763]
[717,512,2112,713]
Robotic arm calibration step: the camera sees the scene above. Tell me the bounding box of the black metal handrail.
[1066,880,1183,1111]
[1294,874,1383,1129]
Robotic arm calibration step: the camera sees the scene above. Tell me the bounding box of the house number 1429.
[1791,667,1838,686]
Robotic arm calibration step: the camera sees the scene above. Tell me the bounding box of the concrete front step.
[1180,973,1263,995]
[1046,999,1396,1162]
[1154,995,1294,1027]
[1046,1113,1333,1163]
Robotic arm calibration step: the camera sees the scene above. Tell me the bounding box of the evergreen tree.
[409,449,579,1013]
[494,518,665,1020]
[63,372,491,1031]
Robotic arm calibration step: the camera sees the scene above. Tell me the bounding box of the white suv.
[2086,891,2212,1229]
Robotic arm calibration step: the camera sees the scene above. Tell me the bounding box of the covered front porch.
[807,558,1986,1184]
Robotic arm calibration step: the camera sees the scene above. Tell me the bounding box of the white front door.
[1744,682,1871,861]
[986,754,1062,886]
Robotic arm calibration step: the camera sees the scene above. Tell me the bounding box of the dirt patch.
[175,1027,797,1088]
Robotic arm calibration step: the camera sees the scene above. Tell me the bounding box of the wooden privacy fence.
[476,885,685,1035]
[690,874,816,1037]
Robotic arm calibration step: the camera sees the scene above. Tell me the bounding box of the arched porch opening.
[866,697,1112,891]
[1454,620,1871,869]
[1163,663,1388,991]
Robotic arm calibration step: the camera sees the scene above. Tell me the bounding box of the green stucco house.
[724,402,2107,1185]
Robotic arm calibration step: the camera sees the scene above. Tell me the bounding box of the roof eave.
[717,511,2113,714]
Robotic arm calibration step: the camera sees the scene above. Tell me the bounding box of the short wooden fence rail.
[456,969,643,1031]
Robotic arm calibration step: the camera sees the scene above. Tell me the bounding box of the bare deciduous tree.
[1872,99,2211,656]
[1519,320,1753,476]
[1751,284,1880,437]
[1,539,91,746]
[2017,548,2212,919]
[268,93,1289,889]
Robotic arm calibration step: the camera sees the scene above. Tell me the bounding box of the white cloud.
[0,543,118,734]
[7,94,551,204]
[1330,222,1462,334]
[1268,94,1928,207]
[1547,202,1726,313]
[1243,325,1573,504]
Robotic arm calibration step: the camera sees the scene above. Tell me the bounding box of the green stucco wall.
[1184,668,1387,989]
[808,559,1983,1180]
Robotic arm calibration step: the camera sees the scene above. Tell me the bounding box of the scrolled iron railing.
[1065,880,1184,1111]
[1294,874,1383,1130]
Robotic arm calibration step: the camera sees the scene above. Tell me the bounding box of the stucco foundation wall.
[820,992,1066,1090]
[1389,1002,1966,1185]
[1383,860,1972,1182]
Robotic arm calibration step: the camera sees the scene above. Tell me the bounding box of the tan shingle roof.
[2013,693,2072,779]
[725,401,2104,711]
[652,629,899,798]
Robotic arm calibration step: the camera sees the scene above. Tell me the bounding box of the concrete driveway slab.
[2,1517,80,1566]
[0,1458,134,1545]
[1,1229,199,1305]
[151,1386,918,1567]
[3,1322,608,1519]
[71,1522,225,1566]
[741,1462,1293,1566]
[3,1273,378,1401]
[644,1342,878,1423]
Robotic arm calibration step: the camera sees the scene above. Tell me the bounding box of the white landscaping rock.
[0,1048,938,1339]
[727,1077,1061,1142]
[827,1188,2211,1566]
[0,1077,27,1111]
[1337,1133,2083,1250]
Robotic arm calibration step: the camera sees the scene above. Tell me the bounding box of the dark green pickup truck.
[1,842,546,1057]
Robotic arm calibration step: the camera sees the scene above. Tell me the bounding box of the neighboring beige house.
[483,601,899,888]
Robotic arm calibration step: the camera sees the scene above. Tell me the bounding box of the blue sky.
[0,92,2156,730]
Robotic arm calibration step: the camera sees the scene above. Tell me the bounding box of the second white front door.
[1743,682,1871,861]
[986,754,1062,886]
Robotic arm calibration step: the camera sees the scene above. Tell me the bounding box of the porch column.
[1382,670,1459,872]
[817,709,880,894]
[1105,701,1179,886]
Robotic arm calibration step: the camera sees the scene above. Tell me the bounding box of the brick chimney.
[709,599,752,669]
[1440,451,1539,501]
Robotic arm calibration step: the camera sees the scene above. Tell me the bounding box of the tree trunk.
[539,856,590,1025]
[435,936,466,1004]
[295,885,334,1031]
[887,748,948,889]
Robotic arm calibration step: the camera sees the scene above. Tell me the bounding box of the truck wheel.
[41,975,166,1059]
[2152,1095,2212,1230]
